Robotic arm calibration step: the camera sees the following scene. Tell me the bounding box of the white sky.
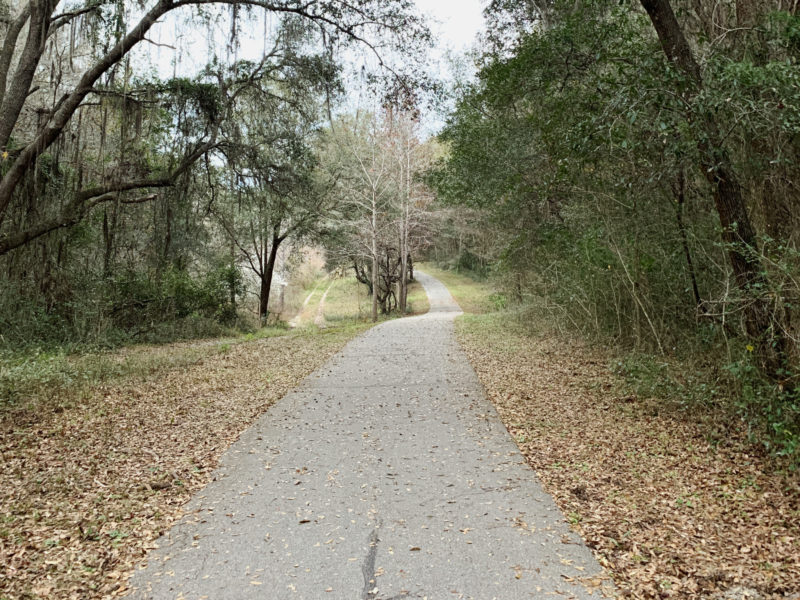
[412,0,485,133]
[136,1,486,133]
[415,0,485,53]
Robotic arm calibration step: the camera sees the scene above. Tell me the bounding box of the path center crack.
[361,522,381,599]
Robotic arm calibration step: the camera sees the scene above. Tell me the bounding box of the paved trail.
[129,272,608,599]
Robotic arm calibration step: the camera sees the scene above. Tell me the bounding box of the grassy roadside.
[0,271,337,412]
[319,275,430,324]
[0,311,371,599]
[288,276,330,326]
[431,266,800,599]
[0,327,281,412]
[319,277,369,323]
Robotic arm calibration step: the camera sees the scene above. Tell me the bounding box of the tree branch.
[0,129,219,256]
[0,0,426,223]
[49,2,104,32]
[0,192,155,256]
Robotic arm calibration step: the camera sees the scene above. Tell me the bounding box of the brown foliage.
[0,328,365,599]
[457,318,800,599]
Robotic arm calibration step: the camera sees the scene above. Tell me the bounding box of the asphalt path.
[128,271,608,599]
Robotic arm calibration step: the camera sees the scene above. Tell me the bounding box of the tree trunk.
[230,239,237,310]
[371,241,379,322]
[0,0,56,150]
[672,171,702,308]
[102,207,112,276]
[399,234,408,312]
[259,231,282,325]
[399,200,409,313]
[0,3,32,110]
[640,0,790,379]
[0,0,176,219]
[371,194,378,323]
[162,196,173,267]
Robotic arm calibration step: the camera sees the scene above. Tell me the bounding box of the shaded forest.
[430,0,800,460]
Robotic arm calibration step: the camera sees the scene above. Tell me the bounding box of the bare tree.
[384,108,434,312]
[323,113,396,321]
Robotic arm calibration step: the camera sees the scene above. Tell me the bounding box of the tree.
[214,92,338,322]
[0,0,430,256]
[321,109,434,320]
[325,113,394,321]
[197,16,341,323]
[0,0,431,345]
[638,0,790,379]
[431,0,800,453]
[384,107,434,312]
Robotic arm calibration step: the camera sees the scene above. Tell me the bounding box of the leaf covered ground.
[0,272,427,599]
[420,265,800,598]
[0,324,369,599]
[456,310,800,599]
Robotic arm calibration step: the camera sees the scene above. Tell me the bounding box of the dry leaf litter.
[457,317,800,600]
[1,328,366,599]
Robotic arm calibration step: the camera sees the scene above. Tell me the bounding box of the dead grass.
[321,277,370,323]
[0,324,370,599]
[456,313,800,599]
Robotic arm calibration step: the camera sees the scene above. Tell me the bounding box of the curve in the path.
[128,271,610,600]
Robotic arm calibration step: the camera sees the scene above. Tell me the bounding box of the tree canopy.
[430,0,800,455]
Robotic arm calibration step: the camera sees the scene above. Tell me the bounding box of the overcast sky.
[411,0,485,133]
[146,1,485,75]
[141,1,486,133]
[415,0,485,53]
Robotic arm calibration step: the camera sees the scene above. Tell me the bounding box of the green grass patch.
[322,277,371,323]
[0,345,210,410]
[321,275,430,322]
[0,321,369,414]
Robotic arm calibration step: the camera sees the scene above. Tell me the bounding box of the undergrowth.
[426,259,800,466]
[614,351,800,466]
